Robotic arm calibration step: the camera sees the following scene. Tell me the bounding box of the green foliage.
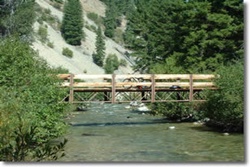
[87,12,102,25]
[38,25,48,43]
[149,56,184,74]
[201,60,244,132]
[151,102,199,121]
[0,0,36,38]
[36,6,60,30]
[62,47,73,58]
[61,0,84,45]
[102,0,136,38]
[50,0,64,4]
[0,37,69,161]
[104,54,120,74]
[119,59,127,67]
[92,26,106,66]
[103,2,117,38]
[124,0,243,73]
[47,41,54,48]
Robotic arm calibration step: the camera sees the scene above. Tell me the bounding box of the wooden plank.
[154,74,190,80]
[115,74,152,80]
[193,82,215,87]
[154,74,216,80]
[192,74,216,80]
[155,82,189,87]
[61,82,111,87]
[57,74,72,79]
[155,82,215,88]
[74,74,112,80]
[116,82,151,87]
[73,82,112,87]
[61,81,215,88]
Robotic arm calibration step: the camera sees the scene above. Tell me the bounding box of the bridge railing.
[57,74,218,103]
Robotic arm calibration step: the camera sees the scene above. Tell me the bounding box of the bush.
[201,60,244,132]
[151,102,195,121]
[62,47,73,58]
[47,41,54,48]
[104,54,119,74]
[119,59,127,67]
[0,37,69,161]
[37,26,48,43]
[87,12,102,25]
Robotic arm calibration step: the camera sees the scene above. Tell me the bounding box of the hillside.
[32,0,134,75]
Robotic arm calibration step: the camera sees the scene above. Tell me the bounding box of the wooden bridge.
[58,74,218,104]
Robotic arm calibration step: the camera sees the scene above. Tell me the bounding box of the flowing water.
[58,103,244,162]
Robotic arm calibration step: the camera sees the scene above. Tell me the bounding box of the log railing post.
[69,73,74,103]
[189,74,193,102]
[111,74,116,103]
[151,74,155,103]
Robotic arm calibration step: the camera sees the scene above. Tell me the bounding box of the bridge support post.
[69,73,74,103]
[189,74,193,102]
[151,74,155,103]
[111,74,116,103]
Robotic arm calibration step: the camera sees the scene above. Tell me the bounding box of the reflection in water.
[58,103,244,162]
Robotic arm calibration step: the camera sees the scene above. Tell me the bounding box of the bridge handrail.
[58,74,218,89]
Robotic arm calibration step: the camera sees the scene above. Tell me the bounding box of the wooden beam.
[151,74,155,103]
[154,74,190,80]
[57,74,72,80]
[74,74,112,80]
[189,74,193,102]
[112,74,116,103]
[69,74,74,103]
[115,74,152,80]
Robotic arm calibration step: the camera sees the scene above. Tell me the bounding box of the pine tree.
[124,0,243,73]
[103,0,118,38]
[92,26,106,66]
[0,0,35,37]
[61,0,84,45]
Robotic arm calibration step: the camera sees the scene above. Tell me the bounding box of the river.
[58,103,244,162]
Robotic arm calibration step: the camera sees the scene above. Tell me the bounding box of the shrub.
[0,37,69,161]
[119,59,127,67]
[104,54,119,74]
[152,102,194,121]
[87,12,99,23]
[201,60,244,132]
[37,26,48,43]
[47,41,54,48]
[62,47,73,58]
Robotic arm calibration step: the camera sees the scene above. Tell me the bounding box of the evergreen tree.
[0,0,35,38]
[92,26,106,66]
[124,0,243,73]
[61,0,84,45]
[124,0,153,73]
[103,0,118,38]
